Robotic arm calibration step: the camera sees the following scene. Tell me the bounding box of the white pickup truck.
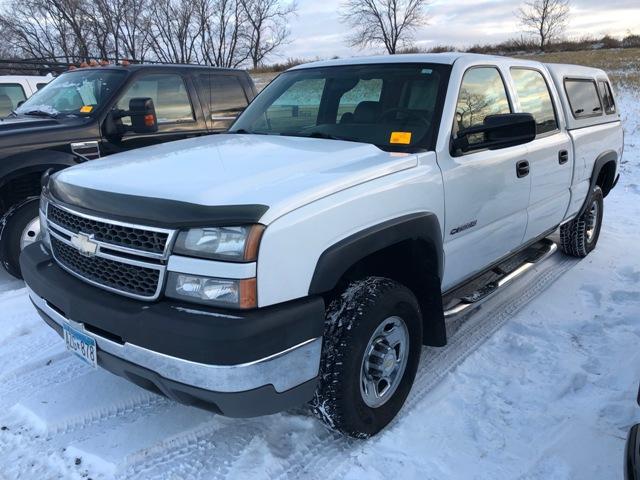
[0,75,51,117]
[21,53,623,438]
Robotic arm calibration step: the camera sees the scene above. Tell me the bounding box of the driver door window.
[117,74,194,126]
[455,67,511,146]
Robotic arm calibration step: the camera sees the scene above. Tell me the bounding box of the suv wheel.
[559,186,604,258]
[0,197,41,278]
[311,277,422,438]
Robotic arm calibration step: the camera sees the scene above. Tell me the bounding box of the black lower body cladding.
[21,243,325,416]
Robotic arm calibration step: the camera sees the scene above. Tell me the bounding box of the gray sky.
[286,0,640,59]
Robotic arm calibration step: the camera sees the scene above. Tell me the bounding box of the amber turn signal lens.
[244,225,265,262]
[144,114,155,127]
[239,278,257,309]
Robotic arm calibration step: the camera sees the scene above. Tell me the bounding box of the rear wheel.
[560,186,604,258]
[0,197,41,278]
[310,277,422,438]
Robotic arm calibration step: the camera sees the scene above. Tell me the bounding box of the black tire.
[0,197,41,278]
[310,277,423,438]
[559,186,604,258]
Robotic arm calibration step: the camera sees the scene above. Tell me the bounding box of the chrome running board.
[443,239,558,319]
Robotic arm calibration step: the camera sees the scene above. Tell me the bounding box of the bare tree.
[197,0,251,67]
[341,0,429,54]
[517,0,570,51]
[240,0,296,69]
[148,0,204,63]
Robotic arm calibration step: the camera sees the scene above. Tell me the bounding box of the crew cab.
[0,75,52,117]
[21,53,622,438]
[0,63,256,277]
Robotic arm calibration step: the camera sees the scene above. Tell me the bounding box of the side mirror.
[114,97,158,134]
[128,97,158,134]
[452,113,536,154]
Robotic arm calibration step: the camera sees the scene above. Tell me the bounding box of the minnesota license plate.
[63,323,97,368]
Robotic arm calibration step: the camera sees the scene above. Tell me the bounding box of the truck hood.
[0,116,60,132]
[52,134,417,224]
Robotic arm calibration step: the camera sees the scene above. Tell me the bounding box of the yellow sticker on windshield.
[390,131,412,145]
[80,105,93,113]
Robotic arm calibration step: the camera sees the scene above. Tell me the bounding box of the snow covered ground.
[0,89,638,480]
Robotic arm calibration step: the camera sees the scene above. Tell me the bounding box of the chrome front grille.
[45,201,175,301]
[48,203,169,255]
[51,237,161,297]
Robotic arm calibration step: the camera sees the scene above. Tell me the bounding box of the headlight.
[173,225,264,261]
[39,196,51,251]
[165,272,257,309]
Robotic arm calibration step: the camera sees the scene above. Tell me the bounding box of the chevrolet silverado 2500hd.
[0,63,256,278]
[21,53,623,438]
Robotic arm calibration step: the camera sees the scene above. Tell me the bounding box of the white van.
[0,75,52,117]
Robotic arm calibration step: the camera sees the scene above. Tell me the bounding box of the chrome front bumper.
[28,287,322,394]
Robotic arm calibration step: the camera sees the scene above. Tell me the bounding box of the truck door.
[508,67,572,241]
[102,72,208,153]
[438,66,531,290]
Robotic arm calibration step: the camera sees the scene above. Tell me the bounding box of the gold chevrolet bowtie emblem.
[70,232,98,257]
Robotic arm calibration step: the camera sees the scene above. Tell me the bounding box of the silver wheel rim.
[360,316,410,408]
[20,216,41,250]
[586,200,599,243]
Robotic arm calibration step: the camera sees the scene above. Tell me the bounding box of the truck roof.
[288,53,611,79]
[68,64,248,74]
[290,52,511,70]
[0,74,51,82]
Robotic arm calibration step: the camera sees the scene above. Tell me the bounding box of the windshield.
[15,70,126,118]
[231,63,450,151]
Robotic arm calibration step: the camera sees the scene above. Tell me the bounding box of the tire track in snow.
[121,420,265,480]
[0,252,578,480]
[270,253,578,480]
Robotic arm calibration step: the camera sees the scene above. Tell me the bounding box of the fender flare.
[0,150,79,192]
[308,212,443,296]
[308,212,446,346]
[578,150,618,217]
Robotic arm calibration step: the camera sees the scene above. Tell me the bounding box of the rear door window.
[510,68,558,135]
[564,79,602,118]
[0,83,26,116]
[598,81,616,115]
[199,74,248,120]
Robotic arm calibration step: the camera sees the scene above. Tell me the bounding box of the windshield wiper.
[280,131,360,143]
[227,129,272,135]
[21,110,59,119]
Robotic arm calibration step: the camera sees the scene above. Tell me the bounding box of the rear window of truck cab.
[230,63,451,152]
[564,78,603,119]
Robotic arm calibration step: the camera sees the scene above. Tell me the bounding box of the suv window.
[510,68,557,135]
[455,67,511,146]
[598,81,616,115]
[198,74,248,119]
[118,74,194,125]
[0,84,26,116]
[564,79,602,118]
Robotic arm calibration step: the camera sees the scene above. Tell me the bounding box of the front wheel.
[560,186,604,258]
[0,197,41,278]
[310,277,423,438]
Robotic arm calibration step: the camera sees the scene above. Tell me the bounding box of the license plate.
[63,323,97,368]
